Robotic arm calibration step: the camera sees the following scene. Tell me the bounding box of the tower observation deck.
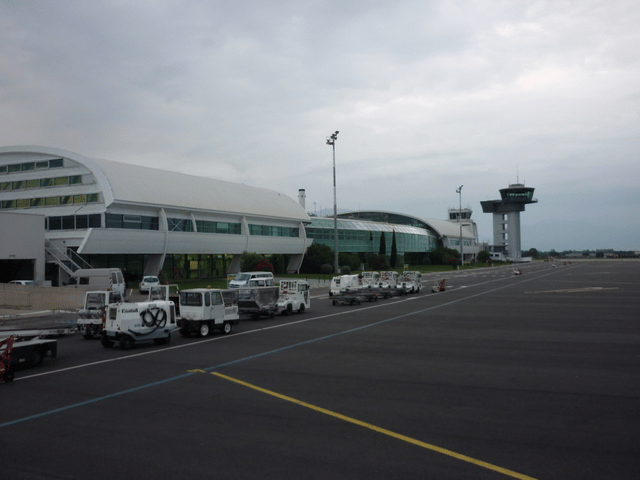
[480,183,537,260]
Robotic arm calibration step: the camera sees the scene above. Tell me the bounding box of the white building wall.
[0,212,45,283]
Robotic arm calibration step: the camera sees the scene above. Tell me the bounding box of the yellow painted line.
[209,371,537,480]
[526,287,618,294]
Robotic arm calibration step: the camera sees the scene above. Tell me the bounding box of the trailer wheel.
[199,322,210,338]
[286,304,293,315]
[222,322,232,335]
[101,334,114,348]
[31,348,44,367]
[298,303,305,314]
[2,371,14,383]
[119,335,135,351]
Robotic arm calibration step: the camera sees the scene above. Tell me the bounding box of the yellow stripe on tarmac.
[210,371,537,480]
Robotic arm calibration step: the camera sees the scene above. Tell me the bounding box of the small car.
[9,280,35,286]
[138,276,160,293]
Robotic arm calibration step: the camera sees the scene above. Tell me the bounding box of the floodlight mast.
[456,185,463,267]
[326,131,339,274]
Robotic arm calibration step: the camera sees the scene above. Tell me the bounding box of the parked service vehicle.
[228,272,274,288]
[238,286,279,318]
[102,298,177,350]
[8,280,35,286]
[329,274,361,296]
[361,271,381,289]
[379,271,398,289]
[139,275,160,293]
[1,325,76,382]
[397,271,422,294]
[67,268,126,296]
[77,290,125,339]
[277,280,310,315]
[178,289,239,337]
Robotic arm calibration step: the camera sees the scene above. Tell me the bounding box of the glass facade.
[306,217,437,256]
[47,214,102,231]
[105,214,159,230]
[195,220,241,235]
[249,224,299,237]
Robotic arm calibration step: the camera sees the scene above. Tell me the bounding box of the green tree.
[339,252,361,272]
[301,243,335,273]
[366,253,390,271]
[240,251,262,271]
[477,250,491,263]
[379,232,387,256]
[428,247,460,265]
[390,230,398,268]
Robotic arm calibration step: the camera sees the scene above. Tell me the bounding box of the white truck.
[361,271,381,289]
[397,271,422,294]
[329,274,362,296]
[76,290,125,339]
[379,271,398,289]
[101,298,178,350]
[277,280,310,315]
[177,289,239,337]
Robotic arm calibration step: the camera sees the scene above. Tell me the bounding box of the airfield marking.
[208,371,537,480]
[2,264,579,432]
[526,287,618,294]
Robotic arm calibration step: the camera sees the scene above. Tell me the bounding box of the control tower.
[480,183,537,260]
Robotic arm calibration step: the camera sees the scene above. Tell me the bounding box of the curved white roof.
[0,146,309,222]
[338,210,475,239]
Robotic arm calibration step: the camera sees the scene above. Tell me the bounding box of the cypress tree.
[390,230,398,267]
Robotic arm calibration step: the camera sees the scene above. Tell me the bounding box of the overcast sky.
[2,1,638,251]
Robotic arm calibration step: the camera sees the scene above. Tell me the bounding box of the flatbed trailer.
[238,286,279,319]
[331,291,363,306]
[1,325,76,382]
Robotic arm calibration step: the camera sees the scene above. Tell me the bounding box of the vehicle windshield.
[86,293,104,310]
[233,274,251,282]
[143,276,159,283]
[180,292,203,306]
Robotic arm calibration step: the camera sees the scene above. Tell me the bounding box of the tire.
[101,334,115,348]
[222,322,232,335]
[3,371,14,383]
[286,304,293,315]
[119,335,135,351]
[298,303,305,314]
[179,327,191,338]
[30,349,44,367]
[199,322,210,338]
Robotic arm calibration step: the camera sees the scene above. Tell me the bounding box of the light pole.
[456,185,463,267]
[326,131,339,273]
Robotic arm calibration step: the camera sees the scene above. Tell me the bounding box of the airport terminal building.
[0,146,480,285]
[0,146,312,284]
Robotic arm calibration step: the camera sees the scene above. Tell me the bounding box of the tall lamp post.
[456,185,463,267]
[326,131,340,273]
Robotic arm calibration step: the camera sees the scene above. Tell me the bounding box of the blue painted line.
[0,266,569,429]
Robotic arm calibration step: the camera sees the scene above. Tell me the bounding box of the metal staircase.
[44,241,92,276]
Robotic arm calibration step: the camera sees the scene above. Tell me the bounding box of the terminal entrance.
[0,259,34,283]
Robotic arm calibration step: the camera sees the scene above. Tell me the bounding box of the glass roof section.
[309,217,430,236]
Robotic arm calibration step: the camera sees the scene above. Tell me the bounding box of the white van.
[67,268,127,296]
[228,272,274,288]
